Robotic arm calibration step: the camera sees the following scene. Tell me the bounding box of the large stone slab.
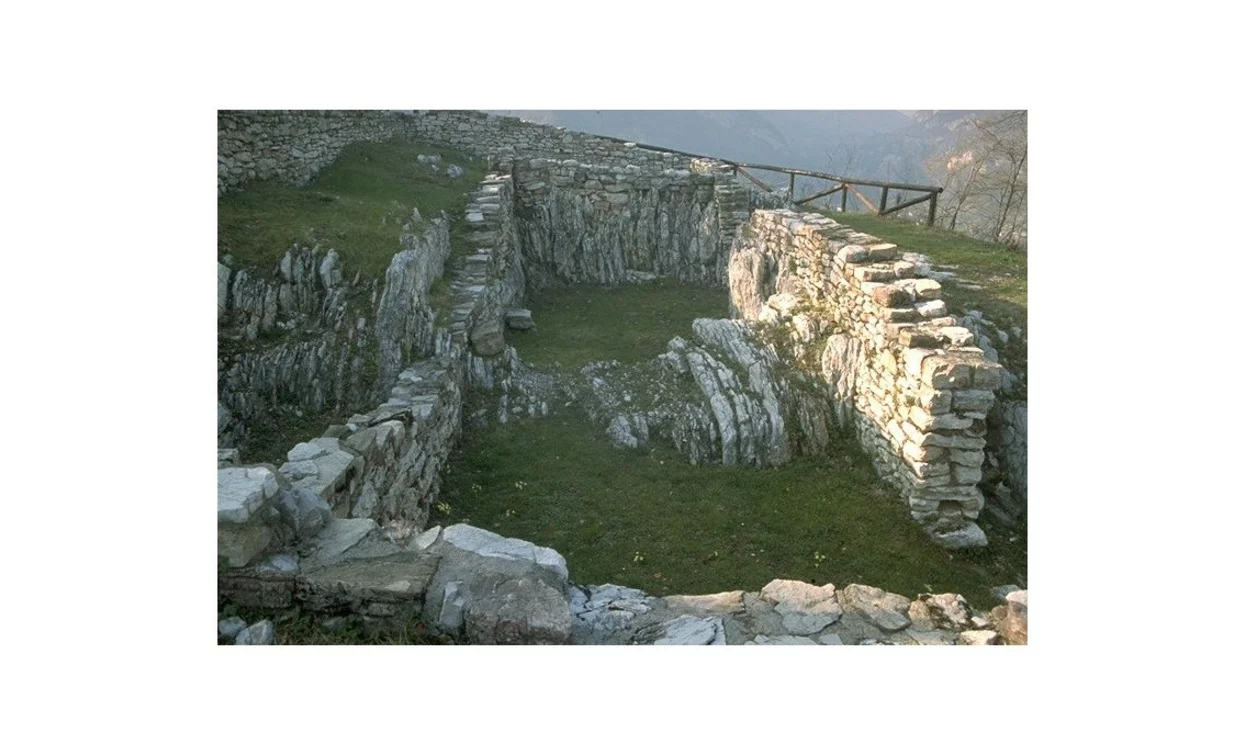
[638,615,726,645]
[747,634,818,646]
[465,576,572,645]
[301,518,378,571]
[440,524,568,581]
[423,526,572,644]
[664,590,745,615]
[298,551,441,617]
[760,579,843,635]
[218,466,279,525]
[841,584,912,631]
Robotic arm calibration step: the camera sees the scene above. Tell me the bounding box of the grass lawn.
[437,281,1024,609]
[506,281,729,369]
[435,407,1021,609]
[218,139,486,278]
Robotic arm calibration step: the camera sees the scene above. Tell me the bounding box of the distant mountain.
[490,110,1018,194]
[492,110,916,180]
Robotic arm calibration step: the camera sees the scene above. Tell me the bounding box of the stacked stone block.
[729,210,1003,547]
[513,157,722,288]
[218,110,405,194]
[691,158,750,266]
[405,110,692,170]
[441,173,523,358]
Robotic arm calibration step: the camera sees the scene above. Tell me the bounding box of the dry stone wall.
[218,110,407,194]
[507,156,725,288]
[218,110,697,195]
[729,210,1004,548]
[403,110,693,170]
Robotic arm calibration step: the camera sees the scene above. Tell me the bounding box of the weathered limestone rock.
[958,630,1001,645]
[233,620,275,645]
[841,584,912,631]
[423,526,572,644]
[747,635,819,645]
[440,524,568,581]
[465,576,572,645]
[992,589,1028,645]
[575,318,830,468]
[503,307,535,331]
[301,518,378,571]
[570,584,658,642]
[218,617,247,641]
[217,262,230,321]
[928,522,988,549]
[760,579,843,635]
[469,318,506,356]
[218,466,284,568]
[664,590,746,615]
[298,550,440,618]
[637,615,727,645]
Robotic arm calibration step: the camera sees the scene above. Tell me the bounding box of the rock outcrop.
[571,318,835,467]
[218,218,451,456]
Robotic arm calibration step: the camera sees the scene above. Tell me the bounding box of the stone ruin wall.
[217,219,451,450]
[504,156,724,289]
[729,210,1003,548]
[218,110,405,194]
[218,114,1029,644]
[218,110,696,196]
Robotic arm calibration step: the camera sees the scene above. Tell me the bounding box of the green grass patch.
[237,408,342,466]
[507,282,729,369]
[218,139,486,278]
[435,409,1021,609]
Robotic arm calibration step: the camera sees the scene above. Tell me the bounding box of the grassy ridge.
[217,139,486,278]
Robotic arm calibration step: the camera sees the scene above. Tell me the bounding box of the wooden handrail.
[795,183,845,205]
[518,121,945,223]
[879,191,938,216]
[735,165,775,193]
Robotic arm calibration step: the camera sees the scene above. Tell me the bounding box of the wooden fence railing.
[722,161,943,225]
[551,129,944,225]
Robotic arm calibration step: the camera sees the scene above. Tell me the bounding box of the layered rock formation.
[218,218,450,455]
[572,318,834,466]
[511,158,723,289]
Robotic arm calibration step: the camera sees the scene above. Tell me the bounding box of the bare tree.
[925,111,1027,246]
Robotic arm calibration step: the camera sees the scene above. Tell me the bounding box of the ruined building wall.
[218,110,696,195]
[507,157,724,289]
[729,210,1003,548]
[217,219,450,451]
[217,110,406,194]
